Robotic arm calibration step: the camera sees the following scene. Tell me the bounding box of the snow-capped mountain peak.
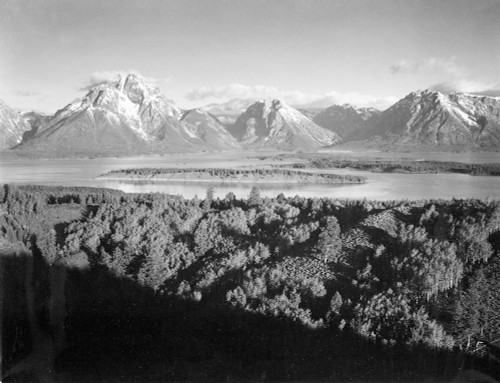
[229,99,340,150]
[357,90,500,147]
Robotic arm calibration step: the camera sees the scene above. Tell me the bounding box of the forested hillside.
[2,184,500,382]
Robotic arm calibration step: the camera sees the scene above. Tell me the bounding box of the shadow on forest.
[2,250,498,383]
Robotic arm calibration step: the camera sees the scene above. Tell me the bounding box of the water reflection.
[99,179,360,199]
[92,172,498,200]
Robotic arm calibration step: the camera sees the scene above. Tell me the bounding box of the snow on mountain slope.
[15,74,209,154]
[355,90,500,148]
[0,99,32,149]
[181,108,241,150]
[230,99,340,151]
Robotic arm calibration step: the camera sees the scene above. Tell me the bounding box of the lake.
[2,151,500,200]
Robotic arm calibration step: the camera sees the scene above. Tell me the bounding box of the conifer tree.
[204,187,215,210]
[315,216,341,263]
[248,186,262,207]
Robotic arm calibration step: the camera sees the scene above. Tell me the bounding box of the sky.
[1,0,499,114]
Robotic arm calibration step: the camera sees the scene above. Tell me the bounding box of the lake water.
[1,151,500,200]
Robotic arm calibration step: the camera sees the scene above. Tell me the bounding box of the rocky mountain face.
[19,111,51,141]
[356,90,500,148]
[0,99,32,149]
[15,74,214,155]
[181,108,241,150]
[230,99,340,150]
[311,104,380,140]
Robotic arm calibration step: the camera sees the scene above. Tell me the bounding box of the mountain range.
[2,73,500,155]
[353,90,500,148]
[12,74,213,155]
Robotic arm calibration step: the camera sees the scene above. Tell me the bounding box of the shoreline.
[281,157,500,177]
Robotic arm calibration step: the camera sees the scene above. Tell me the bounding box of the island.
[98,167,367,184]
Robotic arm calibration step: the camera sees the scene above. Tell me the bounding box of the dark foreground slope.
[2,185,500,382]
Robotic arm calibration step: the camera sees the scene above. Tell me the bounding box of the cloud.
[80,70,170,91]
[15,90,42,97]
[300,91,399,110]
[389,57,462,77]
[186,84,280,101]
[430,79,500,97]
[391,57,500,98]
[204,98,256,115]
[469,89,500,97]
[186,84,397,110]
[186,84,337,106]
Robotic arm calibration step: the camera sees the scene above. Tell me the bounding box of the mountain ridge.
[180,108,241,150]
[311,103,380,140]
[229,99,341,151]
[349,90,500,148]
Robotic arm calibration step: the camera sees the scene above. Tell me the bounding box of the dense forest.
[2,184,500,382]
[280,156,500,176]
[103,167,367,184]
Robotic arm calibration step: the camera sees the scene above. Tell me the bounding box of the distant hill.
[0,99,32,149]
[311,104,380,140]
[350,90,500,148]
[229,99,340,151]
